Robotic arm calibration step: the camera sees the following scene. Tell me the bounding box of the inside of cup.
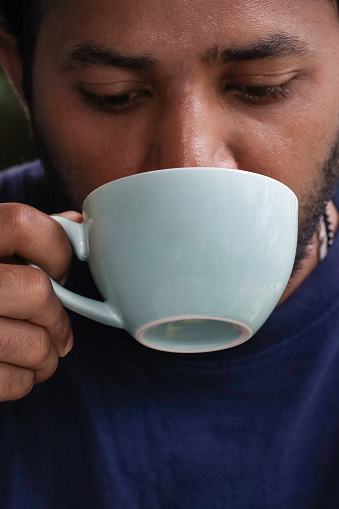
[137,317,252,354]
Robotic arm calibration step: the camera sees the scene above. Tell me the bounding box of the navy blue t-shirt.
[1,162,339,509]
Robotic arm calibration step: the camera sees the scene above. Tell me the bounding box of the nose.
[149,87,239,170]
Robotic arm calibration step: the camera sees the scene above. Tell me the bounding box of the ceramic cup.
[50,167,298,353]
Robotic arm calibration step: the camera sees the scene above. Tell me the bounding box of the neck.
[279,200,339,305]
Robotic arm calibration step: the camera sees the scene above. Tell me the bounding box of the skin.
[0,0,339,400]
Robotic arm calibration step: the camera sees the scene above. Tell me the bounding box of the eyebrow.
[58,43,157,73]
[58,33,312,75]
[204,33,312,63]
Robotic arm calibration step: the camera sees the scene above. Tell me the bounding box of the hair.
[0,0,49,102]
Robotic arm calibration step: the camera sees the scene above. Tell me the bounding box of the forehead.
[40,0,338,60]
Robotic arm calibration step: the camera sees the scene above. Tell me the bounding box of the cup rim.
[83,167,297,207]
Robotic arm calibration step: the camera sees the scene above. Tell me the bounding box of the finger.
[0,317,59,381]
[0,363,34,402]
[0,203,74,282]
[54,211,83,223]
[0,264,74,357]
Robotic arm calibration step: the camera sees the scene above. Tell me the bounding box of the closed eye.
[226,79,295,105]
[80,89,152,113]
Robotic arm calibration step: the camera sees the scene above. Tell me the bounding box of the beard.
[31,117,339,272]
[292,137,339,273]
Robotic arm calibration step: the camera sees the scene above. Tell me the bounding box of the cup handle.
[46,216,124,328]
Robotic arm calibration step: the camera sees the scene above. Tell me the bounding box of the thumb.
[53,211,83,223]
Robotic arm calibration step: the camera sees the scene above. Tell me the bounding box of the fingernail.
[64,333,74,356]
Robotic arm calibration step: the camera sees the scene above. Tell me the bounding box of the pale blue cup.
[51,167,298,353]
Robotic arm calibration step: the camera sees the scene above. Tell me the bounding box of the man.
[0,0,339,507]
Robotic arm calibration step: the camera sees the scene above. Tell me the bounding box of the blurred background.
[0,66,36,171]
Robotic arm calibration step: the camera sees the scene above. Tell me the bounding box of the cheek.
[32,86,156,196]
[231,95,339,204]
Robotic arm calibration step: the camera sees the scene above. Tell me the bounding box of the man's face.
[30,0,339,256]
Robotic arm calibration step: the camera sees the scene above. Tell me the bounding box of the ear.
[0,25,26,104]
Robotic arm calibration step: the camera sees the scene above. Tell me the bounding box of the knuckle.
[5,203,36,233]
[13,203,38,229]
[0,326,16,359]
[26,268,54,306]
[0,204,37,258]
[0,264,18,289]
[0,265,53,305]
[29,327,51,367]
[0,364,34,402]
[0,318,55,372]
